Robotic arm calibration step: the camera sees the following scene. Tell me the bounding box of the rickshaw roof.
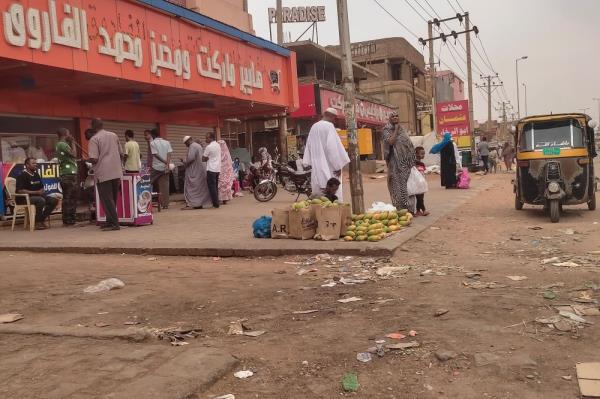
[518,113,589,125]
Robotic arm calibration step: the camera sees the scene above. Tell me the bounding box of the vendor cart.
[96,170,153,226]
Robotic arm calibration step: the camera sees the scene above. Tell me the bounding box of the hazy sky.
[248,0,600,123]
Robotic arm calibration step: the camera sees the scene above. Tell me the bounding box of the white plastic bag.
[83,278,125,293]
[407,167,428,196]
[368,201,397,212]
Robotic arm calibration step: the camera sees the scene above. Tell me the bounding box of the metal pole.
[276,0,284,45]
[428,21,437,134]
[594,98,600,124]
[487,75,492,133]
[336,0,364,213]
[522,83,527,116]
[465,12,475,155]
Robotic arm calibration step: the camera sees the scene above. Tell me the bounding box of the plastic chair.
[5,178,36,232]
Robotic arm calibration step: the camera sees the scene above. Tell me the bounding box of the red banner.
[320,89,395,126]
[436,100,470,137]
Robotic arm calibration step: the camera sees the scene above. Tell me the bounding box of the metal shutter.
[103,121,157,165]
[166,124,214,162]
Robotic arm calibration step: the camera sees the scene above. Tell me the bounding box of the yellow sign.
[286,135,298,158]
[337,128,373,155]
[456,135,472,148]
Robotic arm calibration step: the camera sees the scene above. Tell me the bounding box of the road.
[1,173,600,398]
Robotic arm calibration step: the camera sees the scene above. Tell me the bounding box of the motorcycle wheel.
[549,199,560,223]
[254,181,278,202]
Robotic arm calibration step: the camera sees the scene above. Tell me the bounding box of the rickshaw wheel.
[514,195,524,210]
[588,193,596,211]
[549,199,560,223]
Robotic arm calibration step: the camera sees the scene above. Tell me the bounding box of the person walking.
[383,111,416,210]
[430,132,459,189]
[182,136,212,210]
[123,130,141,173]
[55,128,78,225]
[489,147,499,173]
[148,128,173,209]
[88,118,123,231]
[302,108,350,201]
[203,132,221,208]
[502,142,514,172]
[217,140,234,205]
[478,136,490,174]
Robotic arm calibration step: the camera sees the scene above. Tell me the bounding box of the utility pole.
[465,12,475,155]
[427,21,437,133]
[276,0,284,45]
[593,98,600,124]
[419,13,478,154]
[337,0,364,213]
[495,101,511,142]
[476,74,502,135]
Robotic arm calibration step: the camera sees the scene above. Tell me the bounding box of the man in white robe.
[303,108,350,201]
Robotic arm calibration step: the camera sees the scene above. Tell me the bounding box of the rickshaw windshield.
[520,119,585,151]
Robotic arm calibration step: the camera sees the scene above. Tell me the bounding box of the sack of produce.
[289,206,317,240]
[271,208,290,239]
[315,205,342,241]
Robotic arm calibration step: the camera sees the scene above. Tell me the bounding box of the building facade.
[0,0,298,207]
[329,37,429,135]
[435,70,465,103]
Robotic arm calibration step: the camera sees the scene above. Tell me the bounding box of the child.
[312,177,340,202]
[414,146,429,216]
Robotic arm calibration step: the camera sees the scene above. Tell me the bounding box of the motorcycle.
[253,153,312,202]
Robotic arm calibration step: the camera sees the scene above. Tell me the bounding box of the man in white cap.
[181,135,212,210]
[303,107,350,200]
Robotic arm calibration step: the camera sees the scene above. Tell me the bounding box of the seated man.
[16,157,58,230]
[310,177,340,203]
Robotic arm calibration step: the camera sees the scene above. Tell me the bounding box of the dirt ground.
[2,173,600,398]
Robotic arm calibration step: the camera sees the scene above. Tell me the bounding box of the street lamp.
[515,56,528,119]
[522,82,527,116]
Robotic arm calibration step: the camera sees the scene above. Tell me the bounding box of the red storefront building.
[0,0,298,168]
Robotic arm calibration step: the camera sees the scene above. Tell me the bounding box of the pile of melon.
[343,209,413,242]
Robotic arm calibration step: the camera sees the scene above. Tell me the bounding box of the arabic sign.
[320,88,394,126]
[436,100,470,138]
[268,6,326,23]
[0,0,294,107]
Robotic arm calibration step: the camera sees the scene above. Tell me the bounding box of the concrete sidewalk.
[0,175,494,257]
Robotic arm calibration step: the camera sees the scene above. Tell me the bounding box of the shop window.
[0,134,57,163]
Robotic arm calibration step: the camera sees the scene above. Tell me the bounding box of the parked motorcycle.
[253,154,312,202]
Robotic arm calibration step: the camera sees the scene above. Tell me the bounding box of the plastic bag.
[83,278,125,293]
[368,201,396,212]
[457,168,471,189]
[252,216,272,238]
[407,166,428,196]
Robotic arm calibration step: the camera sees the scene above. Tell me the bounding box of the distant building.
[328,37,429,135]
[168,0,254,33]
[435,70,465,102]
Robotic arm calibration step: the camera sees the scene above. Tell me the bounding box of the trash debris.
[214,395,235,399]
[83,278,125,293]
[420,269,433,276]
[506,275,528,281]
[562,375,572,381]
[424,383,434,391]
[543,290,557,300]
[170,340,189,346]
[293,310,319,314]
[510,236,522,241]
[339,277,367,285]
[572,305,600,316]
[234,370,254,379]
[376,265,410,277]
[463,281,507,289]
[559,310,588,324]
[243,330,266,337]
[153,327,202,345]
[375,340,386,357]
[541,257,561,264]
[338,297,362,303]
[564,229,576,235]
[0,313,23,323]
[124,321,140,325]
[434,309,449,317]
[409,330,418,337]
[342,372,359,392]
[589,251,600,256]
[212,257,221,261]
[385,332,406,340]
[146,257,158,261]
[435,350,457,362]
[465,272,482,279]
[356,352,372,363]
[553,261,580,268]
[430,227,441,230]
[387,341,420,350]
[94,322,110,328]
[321,282,337,288]
[577,362,600,397]
[528,226,543,230]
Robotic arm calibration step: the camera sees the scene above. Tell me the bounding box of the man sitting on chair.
[16,157,58,230]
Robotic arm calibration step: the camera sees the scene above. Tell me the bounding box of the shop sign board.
[337,128,373,155]
[286,134,298,159]
[436,100,470,138]
[320,89,394,126]
[0,0,295,107]
[268,6,326,23]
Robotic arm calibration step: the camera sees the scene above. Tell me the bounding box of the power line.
[403,0,429,22]
[454,0,465,13]
[413,0,436,20]
[445,0,458,14]
[372,0,419,40]
[443,42,466,77]
[422,0,442,19]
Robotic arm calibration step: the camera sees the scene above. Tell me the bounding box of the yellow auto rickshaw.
[513,113,597,223]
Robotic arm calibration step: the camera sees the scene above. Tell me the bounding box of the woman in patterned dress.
[383,112,416,211]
